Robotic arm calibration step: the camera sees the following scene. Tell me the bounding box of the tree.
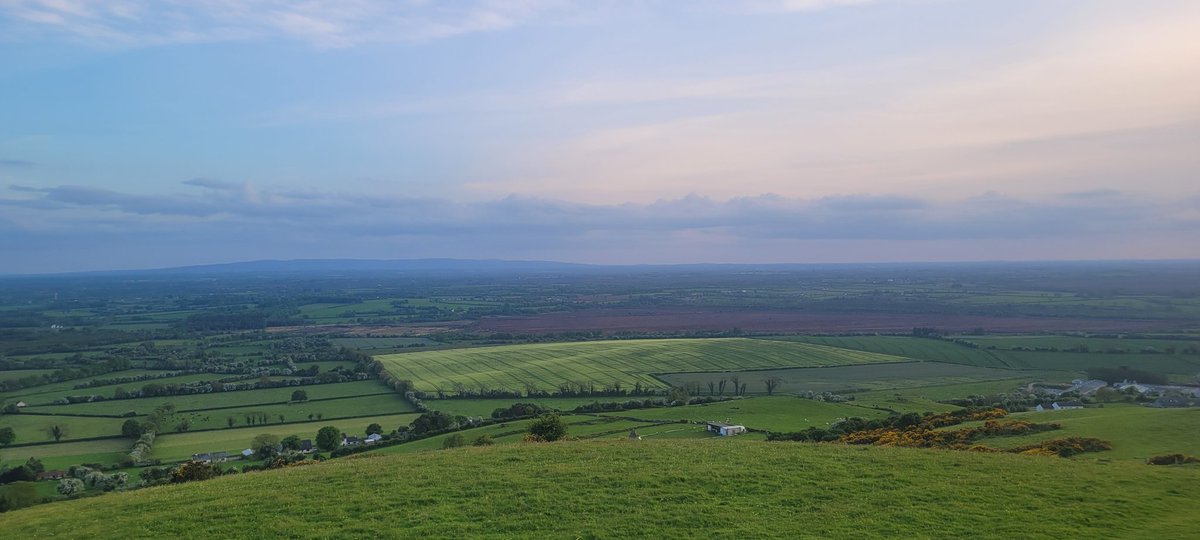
[172,461,222,484]
[763,377,783,395]
[56,478,85,496]
[366,423,383,435]
[527,414,568,442]
[49,425,65,442]
[316,426,341,452]
[121,419,142,439]
[281,435,302,451]
[291,390,308,402]
[0,426,14,446]
[442,433,466,449]
[252,434,281,458]
[227,416,236,428]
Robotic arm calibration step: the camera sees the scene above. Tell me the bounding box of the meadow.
[376,338,906,394]
[5,440,1199,538]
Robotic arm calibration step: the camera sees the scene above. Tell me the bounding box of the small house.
[299,439,315,453]
[705,421,747,436]
[241,449,255,458]
[342,436,363,447]
[15,401,27,408]
[366,433,383,444]
[191,451,229,464]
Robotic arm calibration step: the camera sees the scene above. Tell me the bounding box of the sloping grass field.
[376,338,907,394]
[4,440,1198,538]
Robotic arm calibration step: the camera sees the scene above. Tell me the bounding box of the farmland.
[5,440,1200,538]
[376,338,907,394]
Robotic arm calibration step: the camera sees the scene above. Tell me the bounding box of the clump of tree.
[490,402,546,419]
[171,461,226,484]
[0,426,14,446]
[315,426,342,452]
[291,389,308,402]
[1086,366,1167,385]
[526,414,568,442]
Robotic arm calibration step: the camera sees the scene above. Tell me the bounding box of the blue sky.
[1,0,1197,273]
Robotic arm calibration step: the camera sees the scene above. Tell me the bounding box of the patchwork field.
[6,440,1199,538]
[376,338,907,394]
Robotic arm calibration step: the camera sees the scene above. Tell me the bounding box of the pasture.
[5,440,1199,538]
[657,361,1053,395]
[376,338,906,394]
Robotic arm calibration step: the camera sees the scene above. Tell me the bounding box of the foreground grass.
[4,440,1198,538]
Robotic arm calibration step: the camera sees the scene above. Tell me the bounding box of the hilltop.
[4,439,1198,538]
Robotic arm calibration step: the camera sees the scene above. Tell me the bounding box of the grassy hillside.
[5,440,1199,538]
[376,338,906,394]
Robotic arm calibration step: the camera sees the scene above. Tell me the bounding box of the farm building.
[191,452,229,464]
[366,433,383,444]
[342,436,363,447]
[1034,401,1085,412]
[706,422,747,436]
[299,440,315,453]
[241,449,255,458]
[15,401,27,408]
[37,470,67,481]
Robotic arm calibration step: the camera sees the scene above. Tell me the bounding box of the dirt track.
[469,308,1189,334]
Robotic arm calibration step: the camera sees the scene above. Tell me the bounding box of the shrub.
[1147,454,1199,466]
[527,414,568,442]
[442,434,466,449]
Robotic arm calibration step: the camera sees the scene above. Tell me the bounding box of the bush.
[527,414,568,442]
[1147,454,1199,466]
[56,478,85,496]
[473,434,495,446]
[442,434,466,449]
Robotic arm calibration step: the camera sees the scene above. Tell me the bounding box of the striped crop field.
[375,338,906,394]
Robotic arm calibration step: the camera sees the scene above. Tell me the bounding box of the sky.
[0,0,1198,273]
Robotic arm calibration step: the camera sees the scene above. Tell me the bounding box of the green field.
[658,361,1054,395]
[1,369,176,402]
[331,337,440,350]
[167,393,416,431]
[974,405,1200,462]
[962,335,1200,353]
[377,338,907,394]
[22,380,393,416]
[598,396,891,432]
[0,369,56,382]
[4,440,1198,538]
[0,413,128,443]
[772,335,1200,375]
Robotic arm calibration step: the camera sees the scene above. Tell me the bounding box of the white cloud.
[0,0,585,47]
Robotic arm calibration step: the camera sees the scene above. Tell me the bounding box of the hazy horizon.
[3,1,1198,273]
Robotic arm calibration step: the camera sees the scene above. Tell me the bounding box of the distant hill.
[5,440,1198,537]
